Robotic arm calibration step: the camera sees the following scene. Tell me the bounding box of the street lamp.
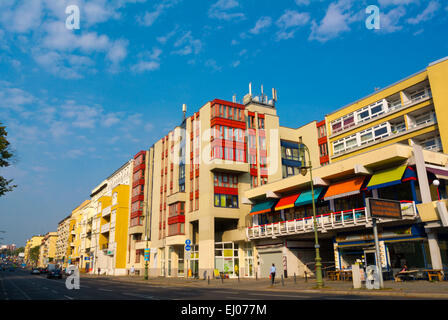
[433,179,441,200]
[298,137,324,288]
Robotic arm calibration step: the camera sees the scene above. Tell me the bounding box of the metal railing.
[247,201,417,240]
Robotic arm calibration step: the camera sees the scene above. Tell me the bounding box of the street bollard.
[281,274,284,286]
[208,275,210,285]
[256,272,258,281]
[294,273,296,284]
[305,270,308,282]
[221,275,224,284]
[238,274,240,283]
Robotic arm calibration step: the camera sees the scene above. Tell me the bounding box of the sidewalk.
[81,273,448,299]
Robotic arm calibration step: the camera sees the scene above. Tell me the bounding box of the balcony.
[100,223,110,234]
[246,201,417,240]
[102,205,111,217]
[330,92,433,139]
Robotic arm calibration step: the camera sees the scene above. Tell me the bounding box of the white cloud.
[309,0,356,42]
[407,0,440,25]
[205,59,222,72]
[208,0,245,21]
[249,16,272,35]
[131,47,162,73]
[172,31,202,55]
[378,0,418,7]
[0,0,43,33]
[379,6,407,33]
[275,10,310,40]
[138,0,180,26]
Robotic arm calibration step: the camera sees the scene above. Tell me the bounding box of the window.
[258,118,265,129]
[214,194,238,208]
[319,143,328,157]
[318,125,326,138]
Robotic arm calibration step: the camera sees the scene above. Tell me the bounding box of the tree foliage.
[0,122,16,196]
[29,245,40,265]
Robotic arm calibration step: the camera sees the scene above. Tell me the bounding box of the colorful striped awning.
[426,165,448,180]
[294,187,324,207]
[274,193,301,211]
[366,165,408,190]
[323,176,366,201]
[249,199,278,216]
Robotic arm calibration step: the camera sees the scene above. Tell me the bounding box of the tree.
[29,246,40,266]
[0,122,16,196]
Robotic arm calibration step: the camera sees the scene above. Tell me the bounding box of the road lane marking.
[7,278,31,300]
[98,288,113,292]
[64,295,74,300]
[51,290,58,294]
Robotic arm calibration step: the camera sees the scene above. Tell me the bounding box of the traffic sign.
[185,245,191,252]
[185,239,191,245]
[185,251,191,260]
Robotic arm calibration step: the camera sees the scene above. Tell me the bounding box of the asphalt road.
[0,268,435,300]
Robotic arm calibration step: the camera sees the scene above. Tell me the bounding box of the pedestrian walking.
[130,265,135,276]
[270,263,276,286]
[98,267,101,275]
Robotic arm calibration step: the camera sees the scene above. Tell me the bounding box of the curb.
[81,275,448,299]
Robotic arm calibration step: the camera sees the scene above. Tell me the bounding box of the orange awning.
[274,193,301,211]
[323,176,366,201]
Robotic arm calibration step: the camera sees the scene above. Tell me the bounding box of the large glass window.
[215,242,239,278]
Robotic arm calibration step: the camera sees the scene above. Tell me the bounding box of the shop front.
[214,242,239,278]
[334,224,430,278]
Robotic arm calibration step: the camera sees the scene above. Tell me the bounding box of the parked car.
[40,267,48,274]
[47,269,62,279]
[31,268,40,275]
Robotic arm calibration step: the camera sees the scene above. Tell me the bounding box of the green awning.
[366,165,407,190]
[294,187,324,207]
[250,199,278,216]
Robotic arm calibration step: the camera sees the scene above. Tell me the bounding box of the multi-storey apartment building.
[56,215,71,267]
[89,160,133,275]
[38,232,57,267]
[24,235,44,266]
[66,200,90,267]
[125,87,322,279]
[245,57,448,278]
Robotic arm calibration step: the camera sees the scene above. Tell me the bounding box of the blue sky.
[0,0,447,246]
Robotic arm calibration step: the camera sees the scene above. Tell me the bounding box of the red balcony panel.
[132,178,145,187]
[131,195,145,203]
[134,151,146,160]
[195,190,199,199]
[195,168,199,178]
[320,155,330,164]
[260,168,268,176]
[130,210,142,219]
[210,118,246,129]
[133,163,146,173]
[258,114,265,119]
[248,128,256,136]
[248,111,255,117]
[259,150,267,157]
[250,168,258,176]
[318,136,328,144]
[168,215,185,225]
[214,187,238,195]
[316,120,326,128]
[190,192,193,200]
[258,130,266,137]
[170,163,173,171]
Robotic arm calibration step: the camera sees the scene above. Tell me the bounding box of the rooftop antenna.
[232,94,236,103]
[249,82,252,96]
[182,104,187,121]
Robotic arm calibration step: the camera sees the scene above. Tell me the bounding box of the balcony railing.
[246,201,417,240]
[100,223,110,233]
[330,92,432,138]
[102,206,111,217]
